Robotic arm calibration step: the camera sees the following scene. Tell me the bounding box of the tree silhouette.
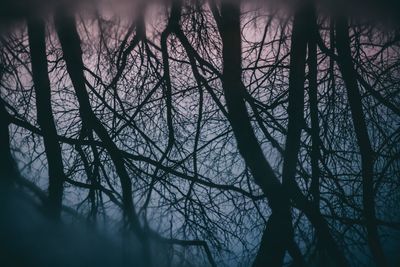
[0,0,399,266]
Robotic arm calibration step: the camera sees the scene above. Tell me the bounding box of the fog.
[0,0,399,266]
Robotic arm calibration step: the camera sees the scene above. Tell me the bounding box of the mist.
[0,0,399,266]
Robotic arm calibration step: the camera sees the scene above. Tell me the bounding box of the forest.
[0,0,399,266]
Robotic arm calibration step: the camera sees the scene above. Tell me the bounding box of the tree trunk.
[280,2,314,265]
[307,10,321,208]
[218,2,294,266]
[335,17,388,267]
[281,5,350,266]
[28,18,65,220]
[0,99,15,187]
[54,12,151,266]
[216,2,349,266]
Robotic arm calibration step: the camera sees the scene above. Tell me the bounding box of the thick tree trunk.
[28,18,65,220]
[335,17,388,267]
[54,12,151,266]
[0,99,15,187]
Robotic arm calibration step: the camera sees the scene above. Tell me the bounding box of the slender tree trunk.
[282,2,311,190]
[335,17,388,267]
[160,0,181,154]
[28,18,65,220]
[307,12,321,208]
[281,5,350,266]
[218,2,294,266]
[216,2,349,266]
[280,3,313,265]
[307,9,326,264]
[54,12,151,266]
